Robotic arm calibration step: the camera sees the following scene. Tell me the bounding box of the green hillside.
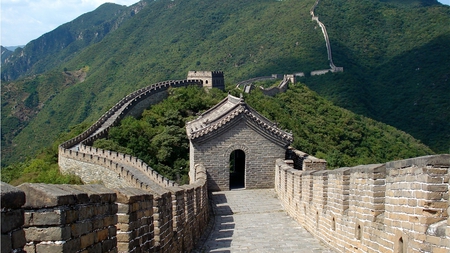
[2,85,433,185]
[101,85,433,177]
[302,0,450,152]
[1,0,449,166]
[1,3,135,81]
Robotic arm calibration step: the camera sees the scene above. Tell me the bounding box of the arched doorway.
[229,150,245,189]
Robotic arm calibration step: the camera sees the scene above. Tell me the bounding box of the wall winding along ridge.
[310,0,343,74]
[59,79,202,190]
[36,78,209,252]
[276,153,450,252]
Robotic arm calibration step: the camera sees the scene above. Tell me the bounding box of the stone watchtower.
[186,94,293,191]
[187,71,225,90]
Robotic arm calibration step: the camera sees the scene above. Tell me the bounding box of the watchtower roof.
[186,94,293,146]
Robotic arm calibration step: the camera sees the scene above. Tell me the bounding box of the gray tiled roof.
[186,94,293,144]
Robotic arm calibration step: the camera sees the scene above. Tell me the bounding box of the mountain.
[1,2,147,81]
[1,46,13,63]
[301,0,450,152]
[1,0,449,166]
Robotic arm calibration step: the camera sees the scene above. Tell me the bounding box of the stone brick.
[103,215,117,227]
[101,238,116,252]
[1,182,26,210]
[71,221,93,237]
[1,209,24,233]
[23,243,36,253]
[25,226,71,241]
[35,239,80,253]
[96,228,109,242]
[1,234,12,253]
[12,229,26,249]
[83,184,117,203]
[80,232,95,249]
[24,209,65,226]
[18,183,78,208]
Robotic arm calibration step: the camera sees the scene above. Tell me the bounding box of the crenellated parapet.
[51,76,214,252]
[58,78,202,190]
[275,154,450,253]
[0,164,208,253]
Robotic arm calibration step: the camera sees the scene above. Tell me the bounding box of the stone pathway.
[195,189,334,253]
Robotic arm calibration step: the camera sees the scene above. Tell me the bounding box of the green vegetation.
[98,85,431,182]
[244,83,433,168]
[303,0,450,152]
[93,86,225,184]
[1,3,131,81]
[1,0,448,169]
[1,68,89,166]
[1,123,88,185]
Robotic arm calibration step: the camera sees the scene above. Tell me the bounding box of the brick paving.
[195,189,334,253]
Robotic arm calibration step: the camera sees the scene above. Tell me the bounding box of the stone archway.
[229,149,245,189]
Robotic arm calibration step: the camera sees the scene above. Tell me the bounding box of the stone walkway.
[195,189,334,253]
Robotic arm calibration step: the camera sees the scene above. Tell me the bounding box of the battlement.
[1,164,208,253]
[275,153,450,253]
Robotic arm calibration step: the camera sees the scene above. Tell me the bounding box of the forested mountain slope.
[1,46,13,62]
[1,0,448,166]
[1,2,146,81]
[303,0,450,152]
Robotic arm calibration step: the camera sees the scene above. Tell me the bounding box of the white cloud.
[1,0,138,46]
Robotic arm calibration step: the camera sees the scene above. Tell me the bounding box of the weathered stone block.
[1,182,26,210]
[1,234,12,253]
[24,226,71,241]
[78,205,94,220]
[73,184,117,203]
[96,228,109,242]
[23,243,36,253]
[108,226,117,237]
[80,232,95,249]
[71,221,93,237]
[65,209,79,224]
[18,183,77,208]
[1,209,24,233]
[92,218,104,230]
[12,229,26,249]
[103,215,117,227]
[116,231,132,242]
[36,238,80,253]
[101,238,116,252]
[24,209,65,226]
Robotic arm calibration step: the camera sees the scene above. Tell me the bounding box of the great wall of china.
[234,0,344,95]
[2,72,449,252]
[2,1,449,252]
[310,0,344,75]
[276,154,450,252]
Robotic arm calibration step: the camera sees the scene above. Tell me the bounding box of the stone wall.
[191,120,286,191]
[0,167,208,253]
[187,71,224,90]
[1,183,26,253]
[275,154,450,253]
[58,79,202,193]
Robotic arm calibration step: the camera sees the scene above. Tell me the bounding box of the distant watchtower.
[187,71,225,90]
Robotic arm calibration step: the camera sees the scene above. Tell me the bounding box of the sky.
[1,0,450,47]
[1,0,138,47]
